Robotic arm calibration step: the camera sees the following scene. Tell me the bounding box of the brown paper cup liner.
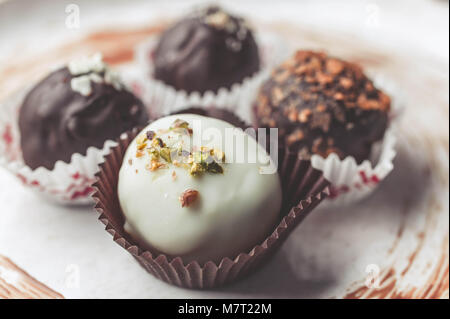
[92,108,330,289]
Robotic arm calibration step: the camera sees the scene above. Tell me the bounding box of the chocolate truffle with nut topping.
[254,50,391,163]
[153,6,260,94]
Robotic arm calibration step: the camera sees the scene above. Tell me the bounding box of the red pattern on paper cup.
[311,127,396,205]
[0,86,120,205]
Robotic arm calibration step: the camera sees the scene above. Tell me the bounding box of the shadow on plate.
[221,133,433,297]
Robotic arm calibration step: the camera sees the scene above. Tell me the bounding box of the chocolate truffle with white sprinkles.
[254,51,391,163]
[153,6,260,94]
[19,54,149,170]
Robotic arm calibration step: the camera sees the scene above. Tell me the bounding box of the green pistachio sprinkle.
[148,147,160,161]
[190,152,224,175]
[160,147,172,163]
[207,161,224,174]
[171,119,190,129]
[138,119,225,177]
[190,162,206,176]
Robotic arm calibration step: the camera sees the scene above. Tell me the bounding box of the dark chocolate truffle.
[19,57,149,170]
[254,51,391,163]
[153,6,260,94]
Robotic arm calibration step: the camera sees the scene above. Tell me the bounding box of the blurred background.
[0,0,448,101]
[0,0,448,60]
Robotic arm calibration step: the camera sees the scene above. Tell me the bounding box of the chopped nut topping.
[334,92,345,100]
[326,58,344,75]
[152,137,165,148]
[257,51,391,161]
[146,161,166,171]
[136,134,147,145]
[190,150,224,176]
[134,119,226,177]
[316,104,326,112]
[294,64,309,75]
[136,150,144,158]
[137,142,147,151]
[160,147,172,163]
[173,160,181,167]
[211,149,225,162]
[339,77,353,89]
[179,189,199,208]
[206,161,224,174]
[274,70,290,83]
[288,109,298,122]
[170,119,193,135]
[298,109,312,123]
[271,87,285,104]
[316,72,333,85]
[190,162,204,176]
[171,119,189,129]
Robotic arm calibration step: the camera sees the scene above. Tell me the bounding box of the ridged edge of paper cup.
[310,74,401,206]
[311,127,396,206]
[92,110,330,289]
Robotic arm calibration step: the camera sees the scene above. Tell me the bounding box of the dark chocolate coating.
[254,51,391,163]
[153,6,260,94]
[173,106,248,130]
[19,67,149,170]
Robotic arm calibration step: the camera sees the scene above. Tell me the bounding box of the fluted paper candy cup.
[92,109,330,289]
[310,74,401,206]
[0,86,121,205]
[311,127,396,206]
[130,32,288,119]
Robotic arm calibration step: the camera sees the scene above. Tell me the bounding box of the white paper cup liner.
[311,127,396,206]
[129,31,288,120]
[310,74,402,206]
[0,85,118,205]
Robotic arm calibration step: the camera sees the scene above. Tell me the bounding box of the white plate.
[0,0,448,299]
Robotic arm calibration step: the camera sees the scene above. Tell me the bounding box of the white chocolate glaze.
[118,114,281,263]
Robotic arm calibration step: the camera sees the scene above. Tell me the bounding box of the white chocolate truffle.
[118,114,281,263]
